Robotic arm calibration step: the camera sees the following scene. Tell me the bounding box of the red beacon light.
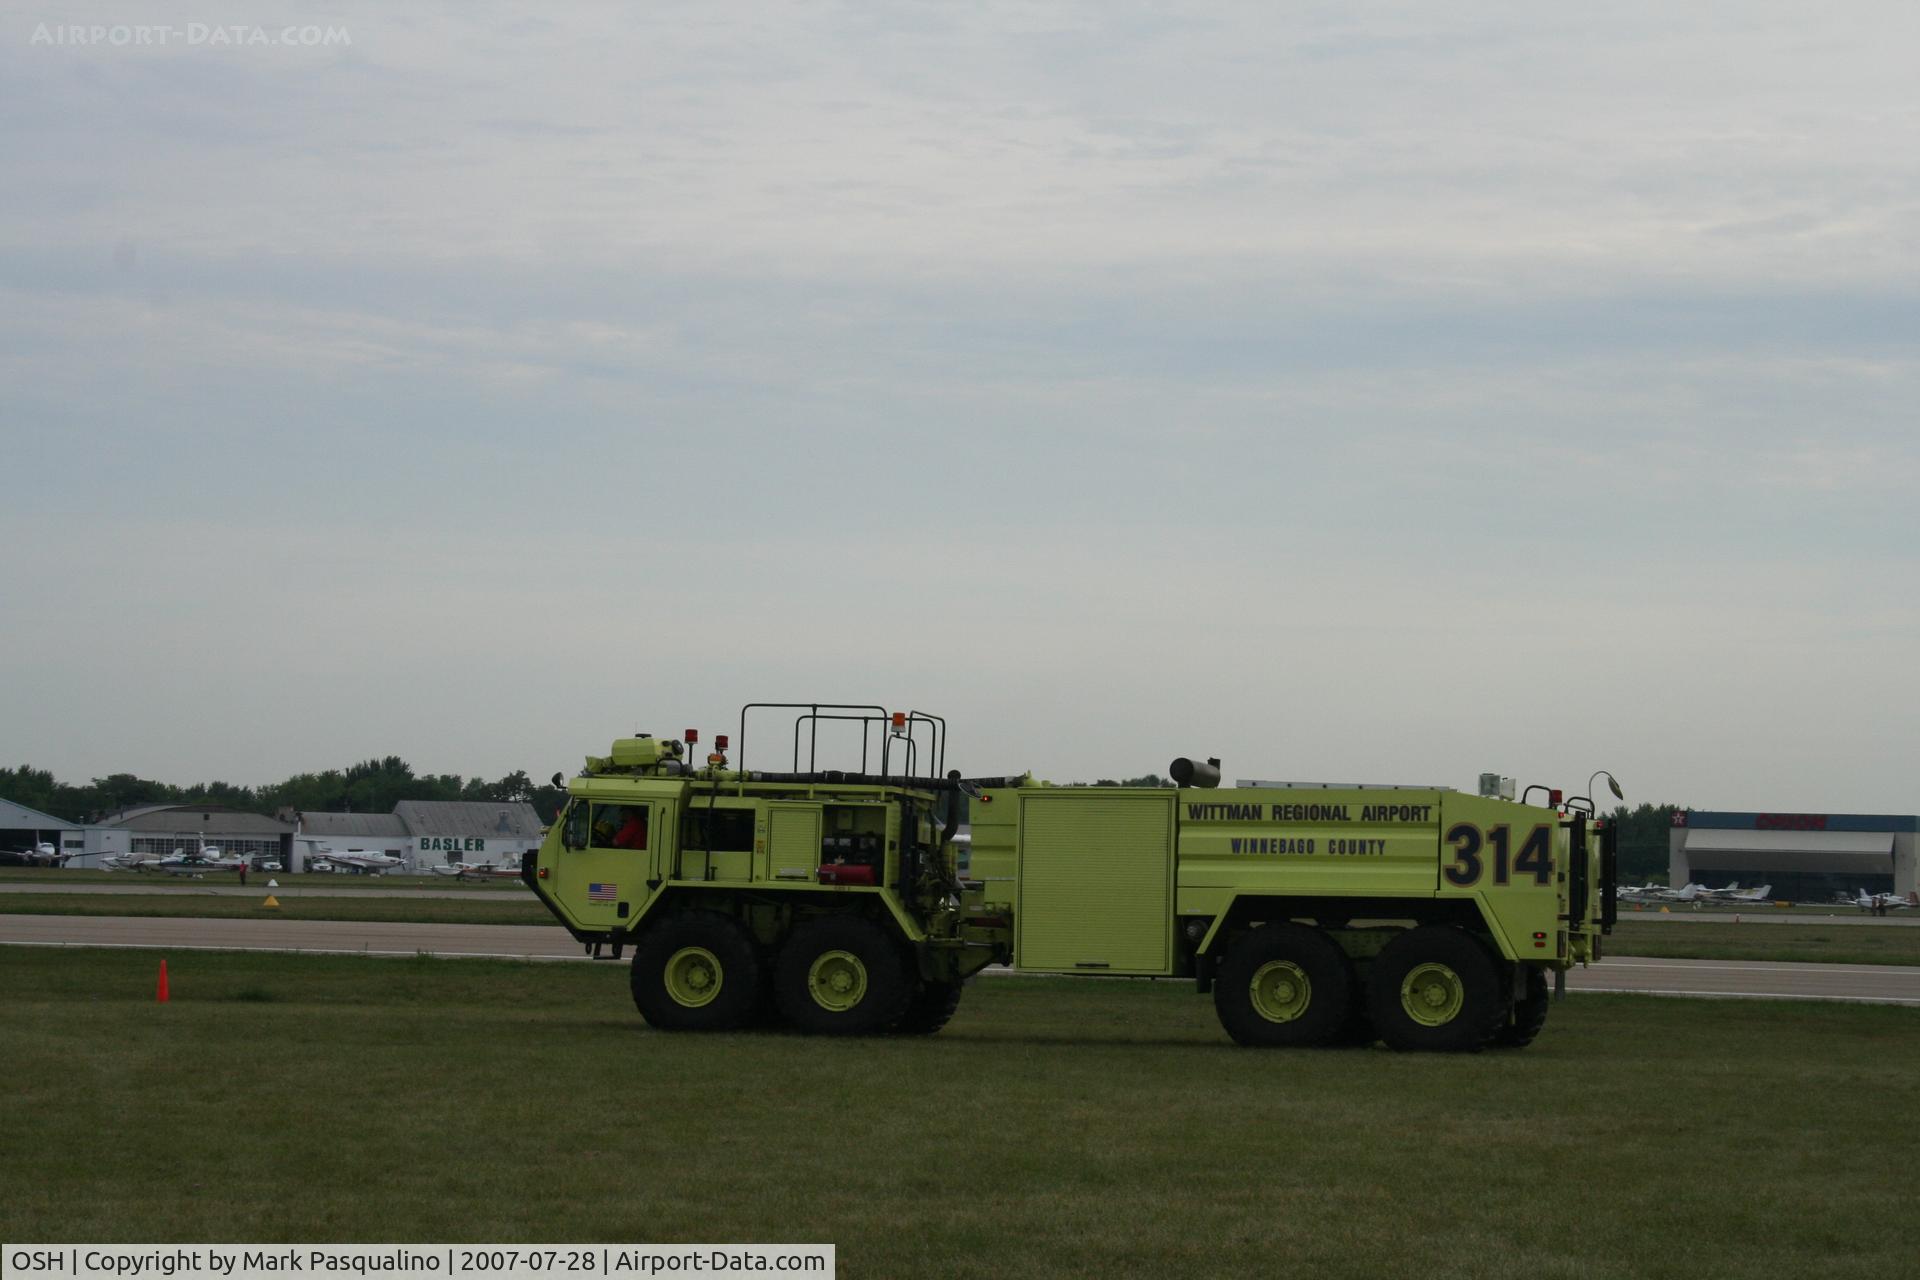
[716,735,729,751]
[890,711,907,733]
[684,729,698,745]
[1549,788,1564,808]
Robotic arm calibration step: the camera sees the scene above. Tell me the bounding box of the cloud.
[1,4,1916,806]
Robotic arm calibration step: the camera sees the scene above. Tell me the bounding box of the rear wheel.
[1492,966,1551,1048]
[1213,924,1353,1047]
[1367,926,1503,1053]
[775,916,912,1035]
[630,912,762,1031]
[891,979,964,1035]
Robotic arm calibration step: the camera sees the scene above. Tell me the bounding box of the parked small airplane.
[1620,883,1702,904]
[311,850,404,874]
[1696,882,1775,903]
[1838,889,1911,911]
[430,860,522,881]
[0,841,73,867]
[156,844,247,876]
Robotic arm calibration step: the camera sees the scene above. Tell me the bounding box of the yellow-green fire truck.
[524,703,1618,1051]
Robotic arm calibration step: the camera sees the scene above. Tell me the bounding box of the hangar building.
[291,800,545,872]
[85,804,296,868]
[0,798,84,864]
[291,811,411,871]
[1670,811,1917,903]
[394,800,544,871]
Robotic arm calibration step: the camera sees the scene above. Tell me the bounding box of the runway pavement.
[0,913,582,959]
[0,882,525,900]
[1560,955,1920,1005]
[5,914,1920,1005]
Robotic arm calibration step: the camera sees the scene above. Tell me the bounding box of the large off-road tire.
[775,915,912,1035]
[891,979,964,1035]
[630,912,763,1032]
[1492,965,1550,1049]
[1367,926,1504,1053]
[1212,924,1354,1048]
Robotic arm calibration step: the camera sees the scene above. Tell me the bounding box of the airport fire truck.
[524,703,1618,1052]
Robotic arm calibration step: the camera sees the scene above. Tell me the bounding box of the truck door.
[765,803,823,881]
[556,800,655,928]
[1016,791,1176,975]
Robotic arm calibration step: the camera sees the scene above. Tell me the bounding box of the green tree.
[0,765,62,818]
[260,770,350,815]
[84,773,179,817]
[527,781,569,825]
[8,758,572,829]
[339,757,423,815]
[1606,802,1683,883]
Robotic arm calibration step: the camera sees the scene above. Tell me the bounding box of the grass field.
[4,950,1919,1278]
[1605,920,1920,967]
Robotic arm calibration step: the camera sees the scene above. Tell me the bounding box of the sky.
[1,3,1916,812]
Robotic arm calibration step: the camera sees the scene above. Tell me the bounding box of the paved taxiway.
[0,913,573,958]
[4,915,1920,1005]
[0,882,525,900]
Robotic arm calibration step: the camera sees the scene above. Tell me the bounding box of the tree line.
[1,757,571,826]
[1604,801,1682,883]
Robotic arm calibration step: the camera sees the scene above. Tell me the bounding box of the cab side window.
[562,802,591,851]
[590,804,649,851]
[682,807,753,851]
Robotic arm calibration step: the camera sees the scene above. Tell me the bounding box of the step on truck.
[525,703,1619,1051]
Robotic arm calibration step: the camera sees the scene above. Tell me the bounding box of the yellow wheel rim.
[1401,961,1465,1027]
[1248,959,1313,1023]
[664,946,723,1008]
[806,949,869,1013]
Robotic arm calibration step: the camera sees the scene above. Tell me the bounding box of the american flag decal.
[588,882,618,902]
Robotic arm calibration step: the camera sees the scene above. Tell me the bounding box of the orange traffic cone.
[156,959,170,1004]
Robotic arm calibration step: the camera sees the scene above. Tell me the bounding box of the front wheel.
[630,912,763,1031]
[891,979,964,1035]
[775,916,912,1035]
[1367,926,1503,1052]
[1213,924,1353,1047]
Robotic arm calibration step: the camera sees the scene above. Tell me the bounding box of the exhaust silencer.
[1169,756,1223,788]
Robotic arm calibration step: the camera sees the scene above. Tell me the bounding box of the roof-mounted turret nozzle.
[1170,756,1222,789]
